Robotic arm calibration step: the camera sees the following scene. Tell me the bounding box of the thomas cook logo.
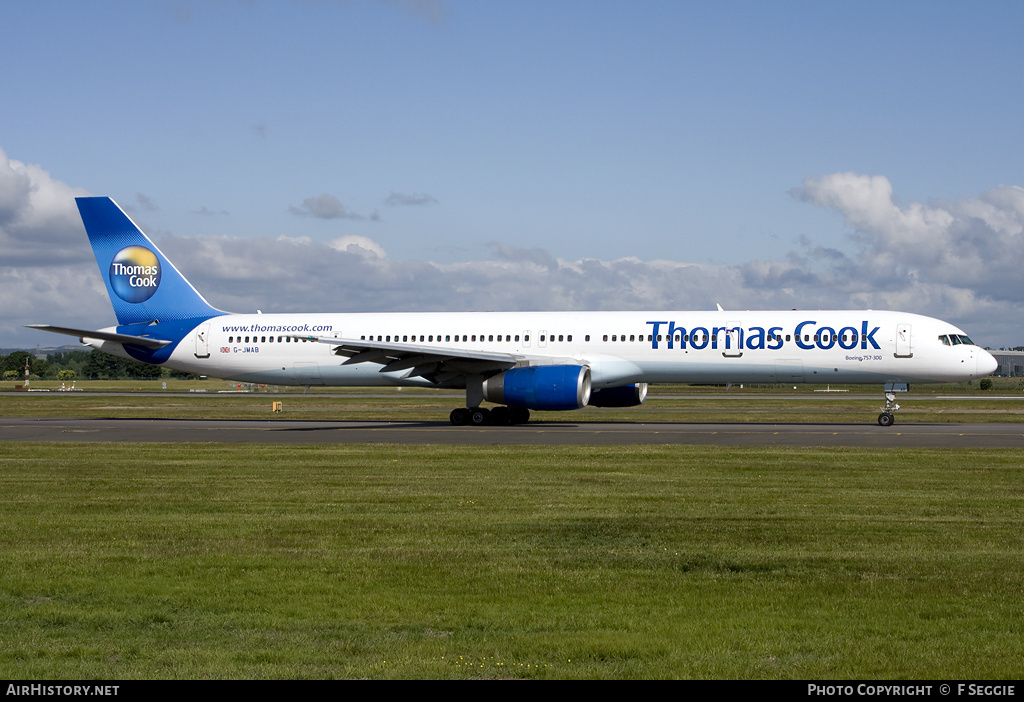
[109,246,161,303]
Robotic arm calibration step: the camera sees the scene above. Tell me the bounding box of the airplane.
[29,196,998,427]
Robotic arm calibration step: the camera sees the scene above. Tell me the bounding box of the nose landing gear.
[878,390,900,426]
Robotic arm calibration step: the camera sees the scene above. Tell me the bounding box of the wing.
[295,334,576,386]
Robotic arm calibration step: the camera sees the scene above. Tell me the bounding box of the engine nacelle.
[483,365,591,410]
[588,383,648,407]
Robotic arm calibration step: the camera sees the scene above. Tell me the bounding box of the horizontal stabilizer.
[26,324,172,349]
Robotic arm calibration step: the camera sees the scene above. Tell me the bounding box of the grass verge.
[1,442,1022,679]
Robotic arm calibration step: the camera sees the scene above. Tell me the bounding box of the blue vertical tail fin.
[76,197,224,327]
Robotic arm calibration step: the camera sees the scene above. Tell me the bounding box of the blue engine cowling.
[588,383,648,407]
[482,365,591,410]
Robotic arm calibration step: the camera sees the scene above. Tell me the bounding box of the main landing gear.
[449,406,530,426]
[877,391,900,427]
[449,374,531,426]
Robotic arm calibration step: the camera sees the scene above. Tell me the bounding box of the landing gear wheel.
[450,408,469,426]
[510,407,531,425]
[469,407,491,426]
[489,406,511,425]
[878,412,895,427]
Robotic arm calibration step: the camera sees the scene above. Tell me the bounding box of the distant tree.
[1,351,47,378]
[33,350,87,379]
[82,352,160,380]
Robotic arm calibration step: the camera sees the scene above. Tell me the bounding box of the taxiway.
[1,416,1021,448]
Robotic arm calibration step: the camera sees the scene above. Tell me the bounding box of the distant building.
[989,350,1024,377]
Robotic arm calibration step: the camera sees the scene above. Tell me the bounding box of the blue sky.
[3,0,1024,348]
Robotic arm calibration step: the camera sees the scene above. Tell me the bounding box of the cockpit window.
[939,333,975,346]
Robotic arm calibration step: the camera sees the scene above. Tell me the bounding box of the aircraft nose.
[978,349,998,376]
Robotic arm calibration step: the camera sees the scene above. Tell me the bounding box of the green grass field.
[1,441,1022,679]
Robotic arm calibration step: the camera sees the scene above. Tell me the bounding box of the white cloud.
[0,148,90,262]
[792,173,1024,308]
[794,173,954,247]
[0,149,109,343]
[288,193,370,221]
[329,235,387,258]
[385,191,439,207]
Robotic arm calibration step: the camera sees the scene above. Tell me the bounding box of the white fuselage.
[89,309,996,388]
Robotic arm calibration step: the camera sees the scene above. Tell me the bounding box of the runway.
[2,416,1022,447]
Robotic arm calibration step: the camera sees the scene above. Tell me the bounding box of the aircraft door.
[895,324,913,358]
[722,322,743,357]
[194,323,211,359]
